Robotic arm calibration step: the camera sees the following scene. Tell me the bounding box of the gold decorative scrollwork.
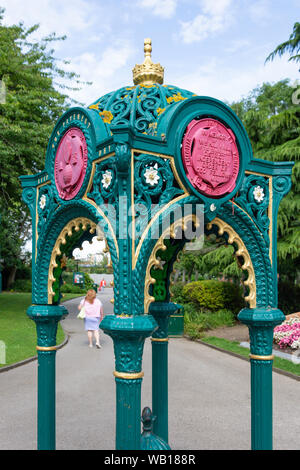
[144,214,199,313]
[48,217,100,303]
[206,217,256,308]
[144,215,257,312]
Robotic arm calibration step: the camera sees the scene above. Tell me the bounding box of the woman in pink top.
[78,289,103,348]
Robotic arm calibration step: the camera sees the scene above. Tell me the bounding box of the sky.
[1,0,299,106]
[3,0,298,258]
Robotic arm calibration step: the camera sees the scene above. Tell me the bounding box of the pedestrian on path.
[78,289,103,348]
[99,277,106,292]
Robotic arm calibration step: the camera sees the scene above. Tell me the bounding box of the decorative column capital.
[149,302,179,339]
[238,307,284,357]
[238,307,284,327]
[101,314,158,373]
[27,305,68,348]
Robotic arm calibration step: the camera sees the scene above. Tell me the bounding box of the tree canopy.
[231,79,300,266]
[0,8,82,288]
[265,22,300,70]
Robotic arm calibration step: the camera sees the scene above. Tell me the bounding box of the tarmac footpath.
[0,288,299,450]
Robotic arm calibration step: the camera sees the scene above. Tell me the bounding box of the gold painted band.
[36,345,58,351]
[249,354,274,361]
[113,371,144,380]
[151,338,169,342]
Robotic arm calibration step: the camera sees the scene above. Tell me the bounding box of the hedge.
[182,280,244,315]
[10,279,32,292]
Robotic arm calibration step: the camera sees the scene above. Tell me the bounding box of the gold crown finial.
[132,38,164,86]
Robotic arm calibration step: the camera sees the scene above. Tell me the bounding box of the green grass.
[0,292,82,368]
[201,336,300,377]
[61,293,84,301]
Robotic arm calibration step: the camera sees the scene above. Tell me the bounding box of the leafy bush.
[170,282,185,304]
[62,272,74,284]
[184,322,205,340]
[61,272,94,292]
[15,266,32,280]
[60,283,84,294]
[11,279,32,292]
[84,272,94,290]
[182,280,244,315]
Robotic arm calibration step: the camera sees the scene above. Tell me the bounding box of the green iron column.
[101,314,157,450]
[27,304,68,450]
[149,302,179,444]
[238,307,285,450]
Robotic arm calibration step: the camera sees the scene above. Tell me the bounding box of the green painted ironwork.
[27,304,68,450]
[20,71,293,451]
[150,301,178,443]
[140,406,171,450]
[150,238,184,303]
[101,314,157,450]
[168,306,184,337]
[238,307,285,450]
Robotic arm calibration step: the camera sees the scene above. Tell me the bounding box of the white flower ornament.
[39,194,47,210]
[253,186,264,203]
[101,170,113,189]
[144,167,160,186]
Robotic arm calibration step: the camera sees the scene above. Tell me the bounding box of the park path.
[0,288,299,450]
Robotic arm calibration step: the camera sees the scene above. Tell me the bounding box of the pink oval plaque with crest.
[54,128,88,200]
[181,118,239,197]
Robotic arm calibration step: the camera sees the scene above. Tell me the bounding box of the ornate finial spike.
[141,406,155,433]
[144,38,152,58]
[132,38,164,86]
[140,406,171,450]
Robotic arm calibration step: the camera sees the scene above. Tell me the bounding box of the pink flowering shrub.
[273,318,300,349]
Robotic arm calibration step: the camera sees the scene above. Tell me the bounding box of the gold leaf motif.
[166,92,186,104]
[156,107,165,116]
[99,110,114,124]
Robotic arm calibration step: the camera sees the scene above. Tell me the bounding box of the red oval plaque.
[181,118,239,197]
[54,128,88,200]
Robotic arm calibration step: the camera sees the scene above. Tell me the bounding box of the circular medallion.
[181,118,240,197]
[54,128,88,200]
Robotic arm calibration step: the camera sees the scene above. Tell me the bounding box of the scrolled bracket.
[207,217,256,308]
[48,217,98,303]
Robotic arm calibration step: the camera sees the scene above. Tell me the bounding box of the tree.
[0,8,83,288]
[173,235,242,284]
[265,22,300,70]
